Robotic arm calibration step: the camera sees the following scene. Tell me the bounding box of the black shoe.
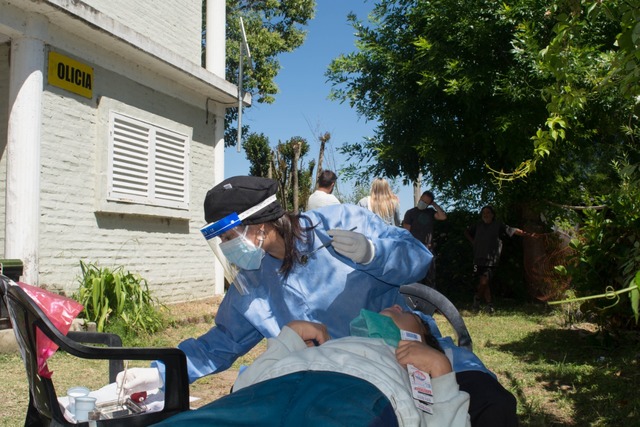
[485,304,495,314]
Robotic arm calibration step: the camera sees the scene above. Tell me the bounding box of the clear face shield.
[200,195,276,295]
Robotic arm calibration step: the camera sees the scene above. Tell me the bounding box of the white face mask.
[219,228,265,270]
[417,200,429,210]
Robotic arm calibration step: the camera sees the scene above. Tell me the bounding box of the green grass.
[458,302,640,426]
[1,298,638,426]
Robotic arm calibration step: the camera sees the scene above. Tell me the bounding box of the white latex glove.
[115,367,163,394]
[327,229,375,264]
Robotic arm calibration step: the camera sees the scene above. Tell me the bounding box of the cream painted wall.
[0,44,8,247]
[83,0,202,64]
[37,57,219,301]
[0,1,228,300]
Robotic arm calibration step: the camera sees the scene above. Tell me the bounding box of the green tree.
[243,133,315,212]
[513,1,640,324]
[326,0,631,210]
[272,136,315,211]
[551,158,640,326]
[212,0,316,146]
[326,0,640,321]
[243,132,273,177]
[338,182,369,206]
[497,1,638,178]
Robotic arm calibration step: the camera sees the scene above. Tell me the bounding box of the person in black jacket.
[464,206,531,313]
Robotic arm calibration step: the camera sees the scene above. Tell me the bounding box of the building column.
[205,0,226,78]
[206,0,227,295]
[5,16,47,285]
[205,0,226,188]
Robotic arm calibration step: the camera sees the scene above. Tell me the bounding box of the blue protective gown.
[177,204,432,382]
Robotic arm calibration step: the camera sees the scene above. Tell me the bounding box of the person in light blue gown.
[180,175,432,381]
[120,176,516,427]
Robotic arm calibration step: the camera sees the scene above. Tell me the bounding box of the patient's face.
[379,305,424,335]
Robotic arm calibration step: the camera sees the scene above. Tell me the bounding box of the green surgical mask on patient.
[349,309,401,347]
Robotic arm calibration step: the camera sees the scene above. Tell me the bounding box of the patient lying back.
[232,306,471,427]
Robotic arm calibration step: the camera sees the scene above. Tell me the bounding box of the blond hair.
[369,178,399,220]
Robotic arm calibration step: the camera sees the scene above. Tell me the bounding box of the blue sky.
[224,0,418,215]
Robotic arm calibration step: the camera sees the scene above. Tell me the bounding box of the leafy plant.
[553,157,640,326]
[73,261,166,335]
[221,0,316,147]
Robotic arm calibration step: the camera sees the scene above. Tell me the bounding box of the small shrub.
[73,261,166,336]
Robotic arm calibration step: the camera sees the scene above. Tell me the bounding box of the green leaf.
[554,265,568,275]
[91,277,101,320]
[97,298,111,333]
[631,271,640,324]
[114,275,125,315]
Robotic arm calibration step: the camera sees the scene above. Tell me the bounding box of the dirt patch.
[163,296,267,406]
[165,296,224,325]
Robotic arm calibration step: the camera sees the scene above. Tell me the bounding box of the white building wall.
[0,1,236,300]
[83,0,202,65]
[0,44,7,247]
[38,57,219,301]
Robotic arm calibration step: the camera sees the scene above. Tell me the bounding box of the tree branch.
[546,201,606,211]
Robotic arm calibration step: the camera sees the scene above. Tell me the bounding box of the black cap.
[204,176,284,224]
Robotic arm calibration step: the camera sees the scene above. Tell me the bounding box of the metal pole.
[237,39,243,152]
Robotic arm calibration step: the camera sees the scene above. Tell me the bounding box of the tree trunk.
[273,148,287,209]
[413,172,422,206]
[315,132,330,186]
[293,141,301,213]
[519,204,570,301]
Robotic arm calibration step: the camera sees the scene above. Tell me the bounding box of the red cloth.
[18,282,83,378]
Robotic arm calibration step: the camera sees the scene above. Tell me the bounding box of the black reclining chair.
[2,274,471,426]
[400,283,473,351]
[0,275,190,427]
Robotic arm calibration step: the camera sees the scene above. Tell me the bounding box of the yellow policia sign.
[48,51,93,99]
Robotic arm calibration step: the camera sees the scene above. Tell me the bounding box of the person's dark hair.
[481,205,496,216]
[412,314,444,353]
[272,213,316,275]
[317,170,338,188]
[422,190,434,200]
[422,324,444,353]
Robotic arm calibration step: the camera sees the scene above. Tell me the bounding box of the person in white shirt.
[306,170,341,210]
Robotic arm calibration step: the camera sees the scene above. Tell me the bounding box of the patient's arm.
[397,340,470,426]
[286,321,331,347]
[395,340,452,378]
[232,321,328,392]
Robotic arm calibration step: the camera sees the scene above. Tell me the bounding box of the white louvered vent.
[108,112,189,209]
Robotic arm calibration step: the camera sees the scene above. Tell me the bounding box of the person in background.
[464,205,532,313]
[306,169,340,210]
[358,177,402,226]
[402,191,447,288]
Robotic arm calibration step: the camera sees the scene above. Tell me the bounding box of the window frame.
[107,111,190,210]
[95,97,193,220]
